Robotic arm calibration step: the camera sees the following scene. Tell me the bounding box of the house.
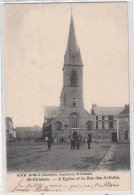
[91,104,124,141]
[117,105,129,142]
[6,117,16,142]
[16,126,42,141]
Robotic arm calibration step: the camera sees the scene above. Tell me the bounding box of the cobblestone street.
[7,142,130,172]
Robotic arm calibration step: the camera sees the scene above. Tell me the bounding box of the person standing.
[71,138,73,149]
[76,137,80,149]
[87,135,91,149]
[48,137,52,151]
[71,137,75,149]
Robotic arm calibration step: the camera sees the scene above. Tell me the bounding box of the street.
[7,142,130,172]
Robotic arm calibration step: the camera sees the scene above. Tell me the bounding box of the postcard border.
[0,0,134,195]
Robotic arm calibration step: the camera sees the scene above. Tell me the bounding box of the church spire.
[67,15,78,53]
[64,15,83,66]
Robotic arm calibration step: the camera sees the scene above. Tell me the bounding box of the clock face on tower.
[71,70,78,87]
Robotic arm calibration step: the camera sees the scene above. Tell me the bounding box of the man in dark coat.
[48,137,52,151]
[87,135,91,149]
[71,138,75,149]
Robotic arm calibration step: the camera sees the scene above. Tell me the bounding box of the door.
[72,131,78,140]
[112,132,117,142]
[125,131,128,140]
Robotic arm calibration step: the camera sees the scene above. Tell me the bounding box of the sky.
[4,2,129,127]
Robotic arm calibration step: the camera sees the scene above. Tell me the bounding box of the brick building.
[43,16,94,140]
[91,105,124,141]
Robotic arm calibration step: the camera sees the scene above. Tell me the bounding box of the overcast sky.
[4,2,129,127]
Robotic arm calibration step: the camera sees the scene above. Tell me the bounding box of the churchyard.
[7,142,130,172]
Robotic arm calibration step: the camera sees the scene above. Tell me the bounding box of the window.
[113,122,117,129]
[121,131,125,140]
[109,121,113,129]
[108,116,113,120]
[71,70,78,87]
[10,134,12,139]
[98,116,102,120]
[56,122,62,131]
[96,122,98,129]
[104,116,108,120]
[104,122,109,129]
[125,131,128,140]
[71,113,78,128]
[87,121,92,131]
[98,122,102,129]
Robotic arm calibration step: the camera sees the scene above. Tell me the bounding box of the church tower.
[51,15,94,139]
[60,15,84,108]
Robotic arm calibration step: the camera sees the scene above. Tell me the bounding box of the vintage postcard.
[2,1,133,193]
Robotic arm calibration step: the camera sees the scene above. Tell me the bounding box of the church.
[43,15,95,140]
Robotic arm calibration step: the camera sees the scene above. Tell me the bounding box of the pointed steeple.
[64,15,83,66]
[67,15,78,53]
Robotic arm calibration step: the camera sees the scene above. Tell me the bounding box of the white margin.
[0,2,2,195]
[0,1,134,195]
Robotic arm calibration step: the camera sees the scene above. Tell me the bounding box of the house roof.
[45,106,60,119]
[93,107,124,116]
[118,106,129,115]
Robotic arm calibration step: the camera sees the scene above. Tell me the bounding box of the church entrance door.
[72,131,78,140]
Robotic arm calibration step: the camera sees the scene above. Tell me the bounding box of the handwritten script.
[11,179,119,192]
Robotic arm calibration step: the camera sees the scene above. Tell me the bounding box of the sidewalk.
[97,143,130,171]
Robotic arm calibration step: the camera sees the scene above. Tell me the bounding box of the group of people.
[57,137,65,143]
[47,135,92,151]
[70,135,91,150]
[71,137,80,149]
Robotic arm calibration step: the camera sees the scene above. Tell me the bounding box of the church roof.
[55,107,93,118]
[45,106,60,119]
[93,107,124,116]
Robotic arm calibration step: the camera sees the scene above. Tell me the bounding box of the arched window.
[71,70,78,87]
[56,122,62,131]
[87,121,92,131]
[71,113,78,128]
